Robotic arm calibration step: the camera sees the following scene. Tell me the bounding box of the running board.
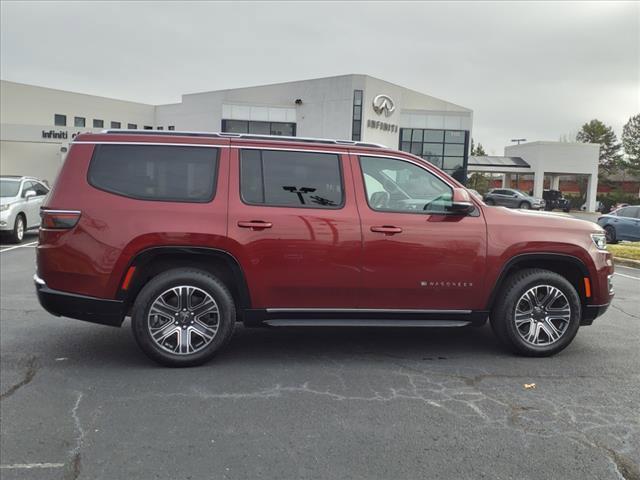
[263,319,471,327]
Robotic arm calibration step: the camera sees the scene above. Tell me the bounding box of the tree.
[576,119,623,175]
[470,139,486,156]
[621,114,640,178]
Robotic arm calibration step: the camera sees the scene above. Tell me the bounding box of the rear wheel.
[9,214,25,243]
[490,268,581,356]
[604,225,617,244]
[131,268,236,367]
[519,201,531,210]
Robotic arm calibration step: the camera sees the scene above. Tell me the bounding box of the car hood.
[486,205,603,233]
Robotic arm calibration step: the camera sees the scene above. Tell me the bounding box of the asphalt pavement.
[1,240,639,480]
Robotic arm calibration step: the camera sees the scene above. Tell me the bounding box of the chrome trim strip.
[264,319,471,327]
[266,308,472,314]
[40,209,81,214]
[33,273,45,285]
[72,141,226,148]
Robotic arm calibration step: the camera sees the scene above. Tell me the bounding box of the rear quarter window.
[88,144,218,202]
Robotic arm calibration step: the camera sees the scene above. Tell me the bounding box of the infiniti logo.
[372,94,395,117]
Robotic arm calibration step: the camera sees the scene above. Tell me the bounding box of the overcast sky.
[1,1,638,154]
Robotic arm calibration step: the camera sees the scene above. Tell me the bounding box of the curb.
[613,257,640,269]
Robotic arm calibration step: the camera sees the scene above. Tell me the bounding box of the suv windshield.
[0,180,21,197]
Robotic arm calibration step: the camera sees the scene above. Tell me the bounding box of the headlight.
[591,233,607,250]
[0,204,10,212]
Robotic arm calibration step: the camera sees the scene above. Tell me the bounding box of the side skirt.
[242,309,488,328]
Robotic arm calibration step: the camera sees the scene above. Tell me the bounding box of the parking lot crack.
[610,303,640,320]
[63,391,85,480]
[0,356,37,401]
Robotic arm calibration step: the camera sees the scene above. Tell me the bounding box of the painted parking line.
[0,463,65,469]
[614,272,640,281]
[0,241,38,253]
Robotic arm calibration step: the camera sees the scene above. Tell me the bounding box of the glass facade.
[399,128,469,183]
[222,119,296,137]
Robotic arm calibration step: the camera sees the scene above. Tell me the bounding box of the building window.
[74,117,86,127]
[168,126,175,131]
[54,114,67,126]
[352,90,363,141]
[111,121,121,128]
[399,128,470,184]
[93,119,104,128]
[128,123,137,129]
[157,126,164,130]
[221,120,296,136]
[144,126,153,130]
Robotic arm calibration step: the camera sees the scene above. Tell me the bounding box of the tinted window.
[359,156,452,214]
[54,114,66,126]
[0,180,21,197]
[89,145,218,202]
[32,182,49,196]
[616,206,638,218]
[240,150,343,208]
[75,117,86,127]
[111,121,121,128]
[128,123,137,129]
[93,119,104,128]
[21,181,34,197]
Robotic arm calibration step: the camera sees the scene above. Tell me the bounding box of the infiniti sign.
[372,94,395,117]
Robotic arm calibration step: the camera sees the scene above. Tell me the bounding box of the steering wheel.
[423,194,447,211]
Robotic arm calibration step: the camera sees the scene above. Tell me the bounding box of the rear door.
[227,145,362,309]
[352,153,487,311]
[616,207,640,241]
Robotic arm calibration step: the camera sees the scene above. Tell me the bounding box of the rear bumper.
[34,274,125,327]
[581,302,611,326]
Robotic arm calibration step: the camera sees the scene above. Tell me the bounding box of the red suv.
[35,131,614,366]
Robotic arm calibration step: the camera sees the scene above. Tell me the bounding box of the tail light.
[40,209,81,229]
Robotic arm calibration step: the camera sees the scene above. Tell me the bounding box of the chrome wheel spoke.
[513,284,571,347]
[147,285,219,356]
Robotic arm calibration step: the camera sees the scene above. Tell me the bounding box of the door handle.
[237,221,273,230]
[370,225,403,235]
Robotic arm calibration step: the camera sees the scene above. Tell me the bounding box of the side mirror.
[24,190,36,199]
[447,188,475,215]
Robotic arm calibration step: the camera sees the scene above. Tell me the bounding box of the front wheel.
[604,225,617,244]
[9,214,25,243]
[490,268,581,356]
[485,198,495,205]
[131,268,236,367]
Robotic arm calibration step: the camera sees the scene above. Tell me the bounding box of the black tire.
[604,225,617,244]
[563,208,571,213]
[9,214,25,243]
[131,268,236,367]
[485,198,495,205]
[490,268,581,357]
[519,201,531,210]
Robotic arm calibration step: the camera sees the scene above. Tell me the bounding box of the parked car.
[581,201,605,213]
[597,205,640,243]
[0,175,50,243]
[483,188,545,210]
[542,189,571,212]
[35,131,614,366]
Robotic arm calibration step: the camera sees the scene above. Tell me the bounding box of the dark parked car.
[483,188,545,210]
[543,190,571,212]
[597,205,640,243]
[35,130,613,366]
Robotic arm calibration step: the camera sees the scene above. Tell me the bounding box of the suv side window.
[21,181,34,197]
[32,182,49,196]
[240,149,343,208]
[359,156,452,214]
[88,144,218,202]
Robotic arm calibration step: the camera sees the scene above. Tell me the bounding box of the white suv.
[0,176,50,243]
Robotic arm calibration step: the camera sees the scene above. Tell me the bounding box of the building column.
[550,175,560,190]
[585,174,598,212]
[533,170,544,199]
[503,173,512,188]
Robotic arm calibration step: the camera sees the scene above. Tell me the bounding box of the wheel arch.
[118,247,251,316]
[486,253,590,311]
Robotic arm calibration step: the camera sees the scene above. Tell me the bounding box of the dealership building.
[0,74,601,210]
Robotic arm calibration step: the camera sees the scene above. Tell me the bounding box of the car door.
[616,206,640,241]
[20,181,38,228]
[352,153,487,310]
[226,145,362,309]
[30,182,50,228]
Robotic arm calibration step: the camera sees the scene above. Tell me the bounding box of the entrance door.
[227,146,362,309]
[351,153,487,311]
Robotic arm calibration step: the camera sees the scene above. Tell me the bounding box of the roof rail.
[100,129,387,149]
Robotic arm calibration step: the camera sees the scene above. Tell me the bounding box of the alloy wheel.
[147,285,219,355]
[16,217,24,241]
[514,285,571,346]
